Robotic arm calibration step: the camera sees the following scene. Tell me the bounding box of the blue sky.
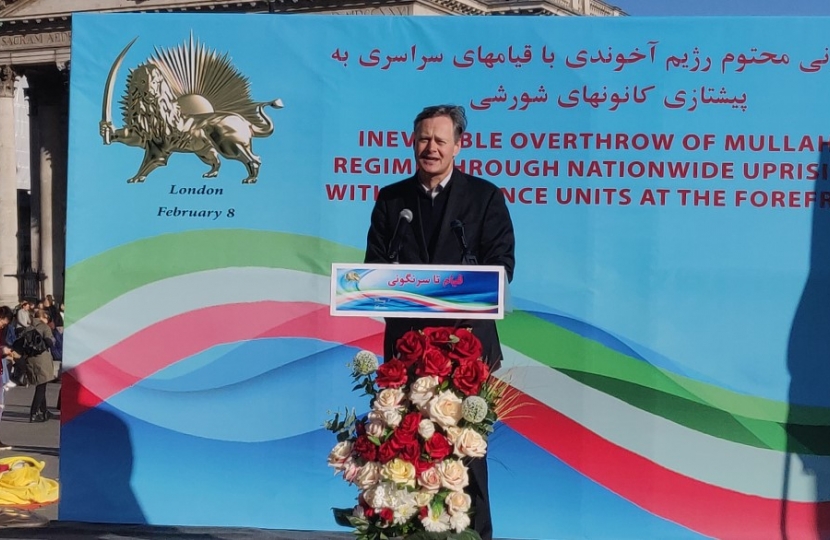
[612,0,830,16]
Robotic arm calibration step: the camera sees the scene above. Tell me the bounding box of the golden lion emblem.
[100,36,283,184]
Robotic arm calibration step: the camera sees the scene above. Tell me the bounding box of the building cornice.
[0,0,625,65]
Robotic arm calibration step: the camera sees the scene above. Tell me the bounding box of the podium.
[330,263,505,319]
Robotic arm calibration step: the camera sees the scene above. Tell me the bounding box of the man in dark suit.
[364,104,515,540]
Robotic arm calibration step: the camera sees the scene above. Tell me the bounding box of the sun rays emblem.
[99,35,284,184]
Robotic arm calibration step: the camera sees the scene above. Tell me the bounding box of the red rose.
[452,357,490,396]
[378,439,398,463]
[396,331,426,366]
[416,347,453,378]
[379,508,394,523]
[365,507,375,518]
[356,421,366,436]
[375,359,408,388]
[424,432,453,460]
[398,412,422,435]
[423,327,455,348]
[353,435,378,462]
[419,506,429,519]
[398,440,421,462]
[413,458,433,475]
[448,328,484,362]
[391,428,417,449]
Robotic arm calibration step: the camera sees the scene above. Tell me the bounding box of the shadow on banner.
[785,146,830,540]
[59,405,145,525]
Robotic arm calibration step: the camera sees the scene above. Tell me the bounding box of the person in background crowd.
[0,307,16,449]
[14,299,31,330]
[44,295,63,331]
[27,309,55,423]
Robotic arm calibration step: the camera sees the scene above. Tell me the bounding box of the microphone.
[451,220,478,265]
[387,209,413,263]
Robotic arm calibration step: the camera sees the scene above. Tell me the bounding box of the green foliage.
[325,407,357,442]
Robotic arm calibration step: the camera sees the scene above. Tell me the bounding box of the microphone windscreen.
[400,209,414,223]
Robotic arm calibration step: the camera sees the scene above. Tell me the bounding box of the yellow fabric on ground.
[0,456,59,505]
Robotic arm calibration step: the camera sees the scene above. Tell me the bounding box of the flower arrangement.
[326,327,506,540]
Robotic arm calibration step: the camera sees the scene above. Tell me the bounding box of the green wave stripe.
[497,311,830,453]
[65,229,363,326]
[67,230,828,452]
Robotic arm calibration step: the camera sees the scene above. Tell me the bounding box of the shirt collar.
[419,171,453,199]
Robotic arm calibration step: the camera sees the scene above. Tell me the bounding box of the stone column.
[0,66,19,306]
[28,66,69,301]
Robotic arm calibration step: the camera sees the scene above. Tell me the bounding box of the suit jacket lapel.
[433,169,468,264]
[405,176,430,263]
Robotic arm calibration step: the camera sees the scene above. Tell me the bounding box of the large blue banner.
[64,13,830,540]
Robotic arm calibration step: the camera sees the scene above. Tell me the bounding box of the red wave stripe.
[62,301,384,423]
[503,391,827,540]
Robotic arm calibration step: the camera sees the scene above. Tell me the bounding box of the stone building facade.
[0,0,623,306]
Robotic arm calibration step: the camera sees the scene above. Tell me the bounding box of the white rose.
[352,504,365,519]
[417,466,442,493]
[365,481,394,508]
[418,418,436,439]
[437,459,469,491]
[428,390,463,428]
[445,490,471,515]
[381,409,402,428]
[410,376,440,409]
[355,461,382,490]
[374,388,406,411]
[453,428,487,458]
[366,420,385,439]
[450,511,471,533]
[327,441,353,470]
[366,410,386,426]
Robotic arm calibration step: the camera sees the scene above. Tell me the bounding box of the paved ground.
[0,380,60,522]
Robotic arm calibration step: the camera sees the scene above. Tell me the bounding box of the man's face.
[0,317,8,330]
[413,115,460,186]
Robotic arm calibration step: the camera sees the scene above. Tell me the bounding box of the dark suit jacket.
[364,169,515,368]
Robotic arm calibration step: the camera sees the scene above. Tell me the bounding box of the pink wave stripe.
[62,301,385,423]
[66,304,824,538]
[503,391,829,540]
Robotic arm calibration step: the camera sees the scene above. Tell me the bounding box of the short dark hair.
[0,306,11,322]
[413,105,467,141]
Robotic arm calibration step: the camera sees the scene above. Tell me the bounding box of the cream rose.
[410,375,440,409]
[428,390,463,428]
[365,419,385,439]
[355,461,382,490]
[366,410,386,426]
[414,491,434,507]
[327,441,353,470]
[374,388,406,411]
[417,466,442,493]
[453,427,487,458]
[437,459,469,491]
[381,458,416,488]
[445,490,472,515]
[418,418,436,439]
[444,426,462,444]
[381,409,402,428]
